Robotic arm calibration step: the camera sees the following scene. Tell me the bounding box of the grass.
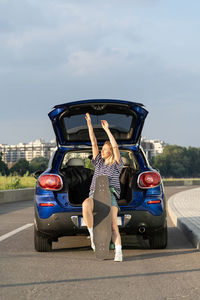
[163,178,200,181]
[0,175,37,190]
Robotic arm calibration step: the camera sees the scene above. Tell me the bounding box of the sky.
[0,0,200,147]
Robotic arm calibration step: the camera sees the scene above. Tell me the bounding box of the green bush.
[0,175,36,190]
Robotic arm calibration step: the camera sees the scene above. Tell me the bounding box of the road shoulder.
[168,187,200,250]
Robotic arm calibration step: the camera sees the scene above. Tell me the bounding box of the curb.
[168,187,200,250]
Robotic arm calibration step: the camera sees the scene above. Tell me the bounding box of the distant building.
[141,138,166,160]
[0,139,56,167]
[0,137,166,167]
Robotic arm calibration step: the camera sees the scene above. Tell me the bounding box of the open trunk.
[61,165,94,205]
[59,150,138,206]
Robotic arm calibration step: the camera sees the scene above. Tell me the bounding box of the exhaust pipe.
[138,224,146,234]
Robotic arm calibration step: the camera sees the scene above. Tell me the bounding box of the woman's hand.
[101,119,120,163]
[85,113,91,124]
[101,120,109,131]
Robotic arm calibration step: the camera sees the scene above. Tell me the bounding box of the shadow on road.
[124,248,199,262]
[1,267,200,288]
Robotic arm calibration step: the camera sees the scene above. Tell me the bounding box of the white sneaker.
[91,240,95,252]
[114,250,123,262]
[87,235,95,251]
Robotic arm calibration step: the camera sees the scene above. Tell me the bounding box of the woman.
[82,113,123,262]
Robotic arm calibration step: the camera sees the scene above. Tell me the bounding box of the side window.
[120,151,139,170]
[139,148,149,167]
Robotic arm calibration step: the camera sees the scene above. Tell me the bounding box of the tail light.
[38,174,63,191]
[138,171,161,189]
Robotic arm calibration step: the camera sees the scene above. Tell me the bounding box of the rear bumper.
[118,210,167,235]
[34,207,85,237]
[34,206,167,239]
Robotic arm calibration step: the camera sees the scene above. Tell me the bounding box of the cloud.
[0,0,145,70]
[0,0,200,146]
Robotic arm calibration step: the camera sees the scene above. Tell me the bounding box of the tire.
[149,226,168,249]
[34,227,52,252]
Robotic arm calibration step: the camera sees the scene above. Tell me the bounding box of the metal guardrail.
[163,180,200,186]
[0,188,35,204]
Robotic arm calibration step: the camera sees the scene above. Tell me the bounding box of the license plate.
[80,216,122,227]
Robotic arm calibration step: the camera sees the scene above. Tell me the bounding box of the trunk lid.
[48,99,148,146]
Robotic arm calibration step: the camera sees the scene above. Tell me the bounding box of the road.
[0,186,200,300]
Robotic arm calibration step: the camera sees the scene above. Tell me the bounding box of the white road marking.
[0,223,34,242]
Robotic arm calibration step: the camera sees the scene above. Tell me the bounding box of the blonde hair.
[103,141,115,165]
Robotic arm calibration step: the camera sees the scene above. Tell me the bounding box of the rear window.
[64,113,133,134]
[61,112,136,142]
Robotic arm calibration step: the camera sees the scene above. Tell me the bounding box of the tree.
[9,159,31,176]
[150,145,200,178]
[187,147,200,177]
[29,157,49,173]
[0,152,9,175]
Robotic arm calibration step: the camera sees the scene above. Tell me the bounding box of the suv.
[34,99,167,251]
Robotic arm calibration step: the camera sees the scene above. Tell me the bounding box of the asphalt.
[168,187,200,250]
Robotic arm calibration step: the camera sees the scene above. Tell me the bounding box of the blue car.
[34,99,167,251]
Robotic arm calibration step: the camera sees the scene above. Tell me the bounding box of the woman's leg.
[111,206,123,261]
[82,197,95,250]
[82,197,94,228]
[111,206,121,245]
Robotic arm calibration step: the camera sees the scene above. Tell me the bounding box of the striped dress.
[89,153,124,199]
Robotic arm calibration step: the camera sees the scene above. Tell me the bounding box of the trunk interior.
[59,150,139,206]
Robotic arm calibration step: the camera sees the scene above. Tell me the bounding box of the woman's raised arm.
[101,120,120,164]
[85,113,99,159]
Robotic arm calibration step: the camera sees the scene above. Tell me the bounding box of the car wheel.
[34,226,52,252]
[149,226,168,249]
